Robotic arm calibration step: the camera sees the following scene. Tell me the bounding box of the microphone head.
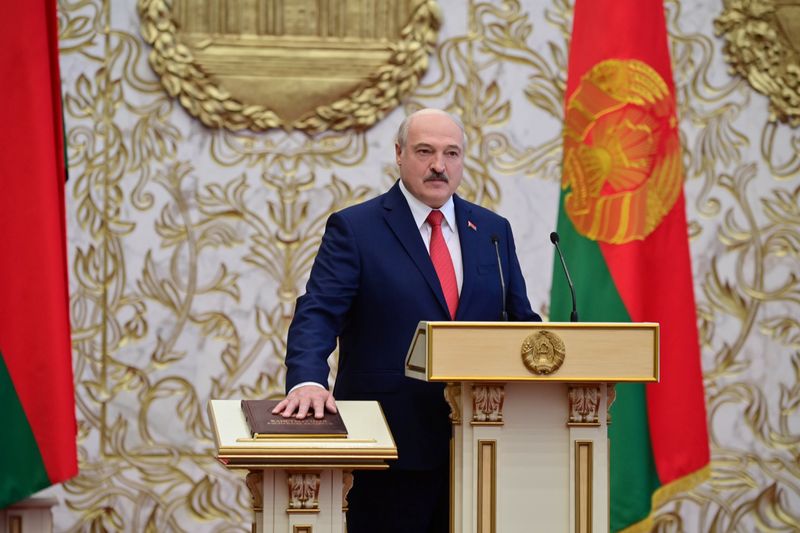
[549,231,560,244]
[491,234,500,244]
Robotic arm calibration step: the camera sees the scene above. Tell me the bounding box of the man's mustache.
[424,172,448,182]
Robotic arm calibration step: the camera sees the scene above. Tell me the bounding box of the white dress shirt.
[397,180,464,292]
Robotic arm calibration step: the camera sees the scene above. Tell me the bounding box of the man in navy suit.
[274,108,541,532]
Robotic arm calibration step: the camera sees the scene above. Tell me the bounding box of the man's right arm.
[272,212,361,419]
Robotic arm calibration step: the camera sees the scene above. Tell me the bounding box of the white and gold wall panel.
[51,0,799,530]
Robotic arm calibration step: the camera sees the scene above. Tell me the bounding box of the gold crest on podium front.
[138,0,441,132]
[521,330,566,375]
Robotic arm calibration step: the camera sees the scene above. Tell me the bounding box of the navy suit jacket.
[285,181,541,469]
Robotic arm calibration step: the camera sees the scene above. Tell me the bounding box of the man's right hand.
[272,385,337,420]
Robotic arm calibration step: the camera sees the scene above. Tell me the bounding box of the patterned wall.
[51,0,799,530]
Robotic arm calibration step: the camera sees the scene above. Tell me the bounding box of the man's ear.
[395,143,402,166]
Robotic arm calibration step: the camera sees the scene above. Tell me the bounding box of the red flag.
[0,0,78,507]
[552,0,710,529]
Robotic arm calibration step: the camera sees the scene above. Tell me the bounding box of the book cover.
[240,399,348,438]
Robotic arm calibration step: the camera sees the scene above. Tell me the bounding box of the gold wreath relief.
[716,0,800,126]
[521,330,566,375]
[562,59,683,244]
[138,0,441,133]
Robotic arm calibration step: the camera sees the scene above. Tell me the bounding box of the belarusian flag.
[551,0,710,530]
[0,0,78,508]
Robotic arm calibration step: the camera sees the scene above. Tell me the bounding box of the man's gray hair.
[395,108,467,150]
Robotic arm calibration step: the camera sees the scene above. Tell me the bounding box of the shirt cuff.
[289,381,327,393]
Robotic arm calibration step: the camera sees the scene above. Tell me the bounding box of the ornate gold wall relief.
[54,0,800,531]
[138,0,442,132]
[716,0,800,126]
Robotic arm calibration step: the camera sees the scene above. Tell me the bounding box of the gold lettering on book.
[267,419,329,425]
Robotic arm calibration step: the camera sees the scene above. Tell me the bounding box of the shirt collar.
[398,179,457,231]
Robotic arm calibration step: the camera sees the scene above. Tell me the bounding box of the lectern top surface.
[208,400,397,466]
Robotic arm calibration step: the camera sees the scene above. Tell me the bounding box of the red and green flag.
[0,0,78,508]
[551,0,710,530]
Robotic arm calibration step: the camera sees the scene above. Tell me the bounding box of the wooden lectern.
[208,400,397,533]
[405,321,659,533]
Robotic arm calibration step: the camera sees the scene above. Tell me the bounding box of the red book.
[241,399,348,438]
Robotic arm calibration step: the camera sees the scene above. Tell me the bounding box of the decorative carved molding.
[138,0,441,132]
[568,384,601,426]
[606,384,616,425]
[444,383,462,425]
[245,470,263,512]
[471,384,505,425]
[287,473,321,512]
[716,0,800,126]
[342,470,354,512]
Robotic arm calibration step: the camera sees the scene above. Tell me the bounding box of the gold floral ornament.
[715,0,800,126]
[138,0,441,133]
[562,59,682,244]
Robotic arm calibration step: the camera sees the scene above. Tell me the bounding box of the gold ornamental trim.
[477,440,497,533]
[138,0,441,133]
[574,440,594,533]
[619,464,711,533]
[716,1,800,126]
[217,462,390,470]
[521,330,566,375]
[562,59,682,244]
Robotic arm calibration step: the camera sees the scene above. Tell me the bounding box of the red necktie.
[426,210,459,319]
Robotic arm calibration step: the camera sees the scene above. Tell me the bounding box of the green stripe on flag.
[609,383,660,530]
[0,352,50,509]
[550,205,660,531]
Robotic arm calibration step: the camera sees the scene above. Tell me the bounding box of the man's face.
[396,112,464,208]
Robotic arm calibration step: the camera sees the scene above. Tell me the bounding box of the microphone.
[490,234,508,321]
[550,232,578,322]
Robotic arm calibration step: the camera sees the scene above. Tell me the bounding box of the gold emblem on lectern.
[138,0,441,132]
[521,331,566,375]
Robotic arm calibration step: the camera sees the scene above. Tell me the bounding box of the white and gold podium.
[208,400,396,533]
[405,321,659,533]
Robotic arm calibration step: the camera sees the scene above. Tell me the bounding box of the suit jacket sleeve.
[503,218,542,322]
[284,212,360,391]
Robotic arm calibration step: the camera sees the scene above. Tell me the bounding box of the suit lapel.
[454,195,479,319]
[382,182,450,317]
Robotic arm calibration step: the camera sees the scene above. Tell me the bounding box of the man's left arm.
[503,218,542,322]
